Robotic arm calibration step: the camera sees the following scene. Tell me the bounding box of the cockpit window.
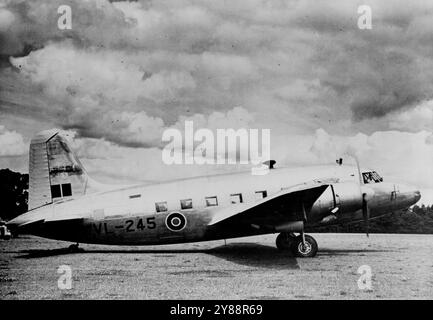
[362,171,383,184]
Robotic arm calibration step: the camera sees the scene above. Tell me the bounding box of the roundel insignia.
[165,212,187,232]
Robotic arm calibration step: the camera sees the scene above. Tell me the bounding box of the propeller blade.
[362,193,370,237]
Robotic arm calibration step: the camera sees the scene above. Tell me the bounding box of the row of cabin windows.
[154,190,267,213]
[51,183,72,198]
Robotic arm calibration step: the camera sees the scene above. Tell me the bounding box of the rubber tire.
[276,233,295,251]
[291,235,318,258]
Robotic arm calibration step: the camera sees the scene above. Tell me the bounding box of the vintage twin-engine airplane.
[5,130,421,257]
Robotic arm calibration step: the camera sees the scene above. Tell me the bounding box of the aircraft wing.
[208,182,330,228]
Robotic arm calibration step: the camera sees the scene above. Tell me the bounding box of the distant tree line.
[0,169,28,221]
[311,205,433,234]
[1,168,433,234]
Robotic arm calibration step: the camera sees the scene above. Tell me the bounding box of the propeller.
[362,192,370,237]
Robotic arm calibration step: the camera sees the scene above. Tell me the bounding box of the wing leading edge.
[208,182,330,228]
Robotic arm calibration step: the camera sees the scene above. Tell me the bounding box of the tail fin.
[28,129,99,210]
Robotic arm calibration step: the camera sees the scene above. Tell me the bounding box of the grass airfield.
[1,233,433,299]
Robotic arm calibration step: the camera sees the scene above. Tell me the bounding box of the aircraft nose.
[396,184,421,207]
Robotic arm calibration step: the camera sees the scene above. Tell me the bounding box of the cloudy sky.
[0,0,432,204]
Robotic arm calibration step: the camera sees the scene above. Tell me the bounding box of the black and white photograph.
[0,0,433,304]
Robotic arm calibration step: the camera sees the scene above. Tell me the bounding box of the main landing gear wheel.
[276,232,296,251]
[291,235,318,258]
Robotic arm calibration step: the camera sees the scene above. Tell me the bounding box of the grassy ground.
[1,233,433,299]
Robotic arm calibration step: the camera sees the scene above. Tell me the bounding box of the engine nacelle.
[309,182,363,223]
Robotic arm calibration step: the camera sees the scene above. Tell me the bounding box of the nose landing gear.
[276,232,318,257]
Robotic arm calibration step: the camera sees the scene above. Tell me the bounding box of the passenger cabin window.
[180,199,193,210]
[362,171,383,184]
[155,202,168,212]
[230,193,243,204]
[205,196,218,207]
[255,190,267,200]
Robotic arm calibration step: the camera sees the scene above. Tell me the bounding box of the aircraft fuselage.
[9,165,420,245]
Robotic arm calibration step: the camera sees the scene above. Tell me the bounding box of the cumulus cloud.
[0,125,27,156]
[388,100,433,131]
[0,8,15,32]
[64,128,433,202]
[1,0,433,203]
[0,0,129,56]
[307,129,433,189]
[3,0,433,141]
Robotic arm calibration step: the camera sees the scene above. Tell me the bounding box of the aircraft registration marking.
[92,217,156,234]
